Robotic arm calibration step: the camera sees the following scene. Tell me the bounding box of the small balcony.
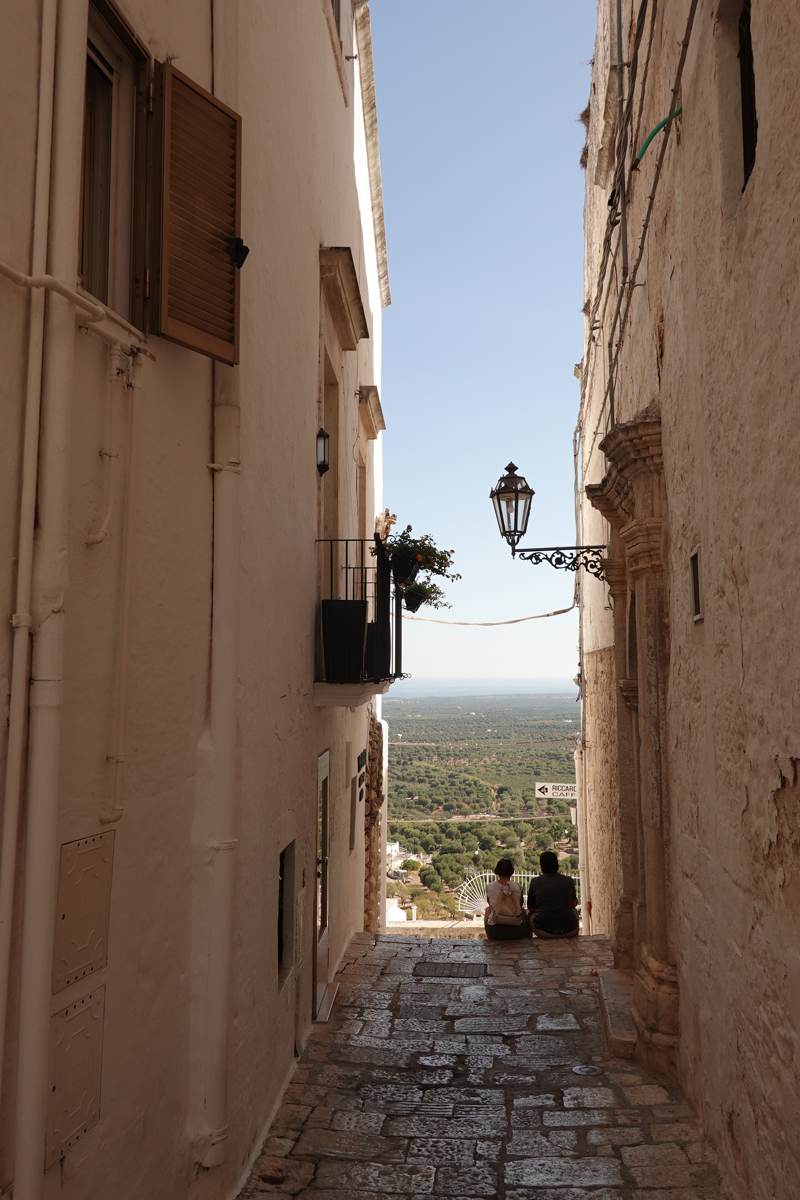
[313,537,403,708]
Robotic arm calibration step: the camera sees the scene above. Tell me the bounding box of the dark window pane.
[82,52,113,303]
[278,849,285,967]
[738,0,757,187]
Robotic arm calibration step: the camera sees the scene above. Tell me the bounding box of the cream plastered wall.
[0,1,386,1197]
[580,2,800,1196]
[0,0,44,1177]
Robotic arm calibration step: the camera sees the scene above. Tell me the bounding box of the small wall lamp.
[316,427,330,475]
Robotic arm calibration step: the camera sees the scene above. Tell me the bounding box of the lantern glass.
[489,462,534,548]
[316,427,330,475]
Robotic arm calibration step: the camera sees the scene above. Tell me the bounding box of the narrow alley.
[239,934,721,1198]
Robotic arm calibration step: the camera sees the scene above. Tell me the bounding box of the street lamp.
[489,463,534,550]
[490,461,607,580]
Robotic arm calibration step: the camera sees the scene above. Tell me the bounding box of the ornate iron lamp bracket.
[513,545,607,581]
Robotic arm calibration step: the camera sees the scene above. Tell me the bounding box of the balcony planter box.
[321,599,368,683]
[390,554,419,587]
[364,620,391,681]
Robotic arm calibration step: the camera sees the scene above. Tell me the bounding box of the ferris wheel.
[453,868,580,915]
[453,871,537,914]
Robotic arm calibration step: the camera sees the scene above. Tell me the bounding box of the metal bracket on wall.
[514,545,607,580]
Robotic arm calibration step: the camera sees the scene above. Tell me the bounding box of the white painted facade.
[0,2,391,1197]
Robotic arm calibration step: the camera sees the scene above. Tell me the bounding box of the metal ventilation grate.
[413,962,487,979]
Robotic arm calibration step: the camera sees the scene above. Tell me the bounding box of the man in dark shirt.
[527,851,579,938]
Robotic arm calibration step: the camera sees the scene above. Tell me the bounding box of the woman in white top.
[484,858,531,941]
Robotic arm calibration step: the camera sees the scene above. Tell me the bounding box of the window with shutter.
[80,3,148,323]
[154,64,243,365]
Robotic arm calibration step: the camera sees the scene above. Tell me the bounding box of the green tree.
[419,866,444,891]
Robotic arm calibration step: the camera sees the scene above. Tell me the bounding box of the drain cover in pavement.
[414,962,487,978]
[572,1064,604,1076]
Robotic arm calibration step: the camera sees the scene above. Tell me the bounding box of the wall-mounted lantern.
[316,427,330,475]
[490,460,606,579]
[489,462,534,550]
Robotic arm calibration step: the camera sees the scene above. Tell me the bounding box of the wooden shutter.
[156,64,242,364]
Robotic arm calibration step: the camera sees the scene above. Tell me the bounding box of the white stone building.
[0,1,393,1196]
[577,2,800,1198]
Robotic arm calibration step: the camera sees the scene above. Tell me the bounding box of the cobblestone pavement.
[239,933,723,1199]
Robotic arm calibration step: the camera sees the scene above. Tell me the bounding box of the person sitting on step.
[484,858,531,940]
[527,850,579,939]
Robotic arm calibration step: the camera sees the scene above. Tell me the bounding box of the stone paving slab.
[237,934,723,1198]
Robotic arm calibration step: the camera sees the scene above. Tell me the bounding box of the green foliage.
[383,526,460,582]
[403,580,450,610]
[386,695,578,820]
[419,865,444,891]
[401,858,421,871]
[386,696,580,915]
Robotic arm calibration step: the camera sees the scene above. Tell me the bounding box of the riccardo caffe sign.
[535,782,578,800]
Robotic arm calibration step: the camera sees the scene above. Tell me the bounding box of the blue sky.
[370,1,597,680]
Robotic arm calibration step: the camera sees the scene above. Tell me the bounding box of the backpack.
[489,881,524,926]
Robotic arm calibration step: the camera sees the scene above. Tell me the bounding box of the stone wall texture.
[579,2,800,1196]
[583,647,622,938]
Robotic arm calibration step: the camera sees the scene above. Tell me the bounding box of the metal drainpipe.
[13,2,91,1196]
[197,0,241,1166]
[0,0,58,1110]
[85,343,122,546]
[100,349,142,824]
[199,394,241,1168]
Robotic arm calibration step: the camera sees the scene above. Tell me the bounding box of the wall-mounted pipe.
[86,342,122,546]
[0,261,104,321]
[0,261,150,354]
[197,395,241,1168]
[13,0,92,1193]
[194,5,241,1167]
[100,352,142,825]
[0,0,58,1115]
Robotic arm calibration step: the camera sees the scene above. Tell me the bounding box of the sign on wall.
[535,782,578,801]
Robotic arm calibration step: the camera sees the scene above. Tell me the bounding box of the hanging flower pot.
[401,579,449,612]
[403,586,426,613]
[390,554,420,587]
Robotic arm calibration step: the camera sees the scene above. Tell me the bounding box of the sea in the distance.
[386,677,578,698]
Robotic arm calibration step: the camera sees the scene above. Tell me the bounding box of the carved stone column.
[601,553,640,971]
[588,417,677,1080]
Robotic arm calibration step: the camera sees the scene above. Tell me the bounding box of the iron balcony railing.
[315,537,403,685]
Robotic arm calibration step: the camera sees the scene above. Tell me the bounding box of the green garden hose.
[634,107,682,165]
